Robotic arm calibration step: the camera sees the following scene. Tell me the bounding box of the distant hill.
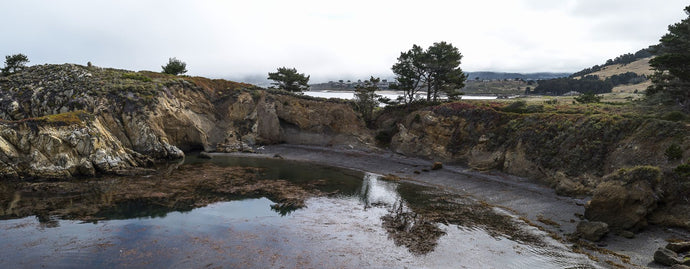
[571,55,654,93]
[466,72,571,81]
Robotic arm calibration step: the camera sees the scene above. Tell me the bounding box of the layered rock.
[0,111,151,179]
[0,64,373,179]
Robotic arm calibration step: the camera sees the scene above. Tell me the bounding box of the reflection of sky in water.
[359,172,400,207]
[0,168,602,268]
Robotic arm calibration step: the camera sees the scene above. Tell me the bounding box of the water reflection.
[0,156,604,268]
[358,172,400,208]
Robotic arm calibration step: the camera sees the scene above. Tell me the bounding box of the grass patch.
[121,72,152,82]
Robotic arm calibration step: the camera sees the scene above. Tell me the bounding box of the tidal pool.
[0,155,602,268]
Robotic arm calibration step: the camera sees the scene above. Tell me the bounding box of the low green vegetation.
[121,72,153,82]
[605,166,662,184]
[574,92,602,104]
[676,163,690,177]
[666,144,684,161]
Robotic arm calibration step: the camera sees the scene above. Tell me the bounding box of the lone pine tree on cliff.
[161,57,187,75]
[2,53,29,76]
[267,67,310,92]
[648,5,690,112]
[392,42,467,103]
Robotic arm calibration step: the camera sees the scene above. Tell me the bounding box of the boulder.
[584,179,657,231]
[671,264,690,269]
[555,176,588,197]
[576,221,609,242]
[654,247,682,266]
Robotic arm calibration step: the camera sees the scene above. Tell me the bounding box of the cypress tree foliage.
[2,54,29,76]
[391,42,467,103]
[353,76,381,123]
[425,41,467,101]
[391,45,425,104]
[161,57,187,75]
[648,5,690,112]
[267,67,310,92]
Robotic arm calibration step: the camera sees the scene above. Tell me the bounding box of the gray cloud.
[1,0,688,82]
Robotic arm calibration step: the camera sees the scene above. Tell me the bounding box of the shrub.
[502,101,544,113]
[675,163,690,177]
[605,166,662,185]
[503,101,526,112]
[574,92,602,104]
[121,72,152,82]
[662,111,688,122]
[665,143,684,161]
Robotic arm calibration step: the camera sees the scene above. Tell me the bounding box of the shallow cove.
[0,155,602,268]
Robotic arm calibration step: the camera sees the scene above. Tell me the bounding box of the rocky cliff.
[377,101,690,230]
[0,64,373,179]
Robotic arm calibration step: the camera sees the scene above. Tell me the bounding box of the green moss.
[35,110,92,126]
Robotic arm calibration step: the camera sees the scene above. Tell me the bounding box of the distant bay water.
[303,90,499,101]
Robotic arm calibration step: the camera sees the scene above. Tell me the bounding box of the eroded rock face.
[0,64,373,179]
[0,115,150,179]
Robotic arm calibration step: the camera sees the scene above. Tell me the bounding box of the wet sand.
[227,144,689,268]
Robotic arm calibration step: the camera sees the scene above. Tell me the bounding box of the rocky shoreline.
[1,63,689,267]
[225,144,690,268]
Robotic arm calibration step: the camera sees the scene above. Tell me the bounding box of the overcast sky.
[1,0,687,83]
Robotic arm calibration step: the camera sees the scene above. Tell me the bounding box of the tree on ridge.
[161,57,187,75]
[267,67,310,92]
[2,53,29,76]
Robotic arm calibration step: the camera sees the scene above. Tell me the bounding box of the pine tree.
[391,42,467,103]
[2,54,29,76]
[267,67,310,92]
[353,76,381,123]
[161,57,187,75]
[648,6,690,112]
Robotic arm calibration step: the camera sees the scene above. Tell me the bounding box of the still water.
[303,90,499,101]
[0,156,600,268]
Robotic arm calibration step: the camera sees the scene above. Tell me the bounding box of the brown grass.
[581,57,654,79]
